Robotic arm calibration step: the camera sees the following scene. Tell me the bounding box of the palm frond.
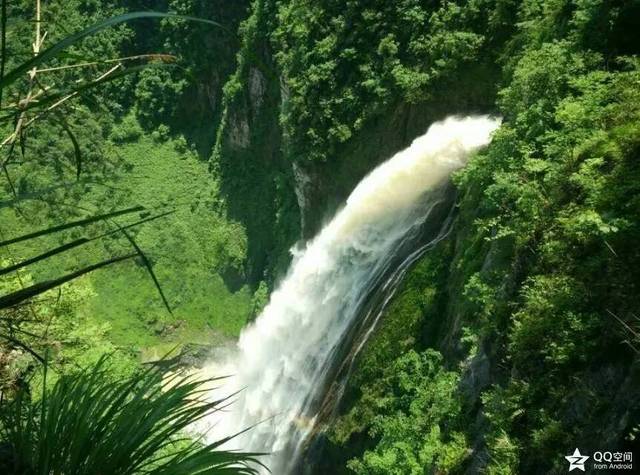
[0,357,264,474]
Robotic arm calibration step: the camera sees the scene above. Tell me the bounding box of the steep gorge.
[212,0,502,281]
[205,116,499,473]
[2,1,639,473]
[209,1,640,473]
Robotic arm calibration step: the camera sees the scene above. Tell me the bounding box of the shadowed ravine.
[200,116,500,474]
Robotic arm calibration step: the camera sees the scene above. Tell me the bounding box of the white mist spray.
[202,116,500,473]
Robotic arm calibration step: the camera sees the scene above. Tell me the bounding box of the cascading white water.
[202,116,500,474]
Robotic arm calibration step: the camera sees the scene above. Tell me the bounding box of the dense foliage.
[309,1,640,474]
[272,0,490,162]
[2,0,640,474]
[213,0,640,473]
[1,1,262,473]
[450,11,640,472]
[1,0,254,366]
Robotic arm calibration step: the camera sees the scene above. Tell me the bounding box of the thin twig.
[0,64,122,154]
[0,333,45,363]
[35,53,176,72]
[0,0,7,107]
[0,0,46,165]
[606,309,639,339]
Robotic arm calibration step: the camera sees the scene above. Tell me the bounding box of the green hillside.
[1,1,639,474]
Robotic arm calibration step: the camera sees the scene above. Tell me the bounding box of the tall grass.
[0,357,263,474]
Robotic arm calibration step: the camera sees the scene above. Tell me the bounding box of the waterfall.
[202,115,500,474]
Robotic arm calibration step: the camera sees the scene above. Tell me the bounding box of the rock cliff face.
[212,0,498,277]
[211,2,300,283]
[295,90,495,239]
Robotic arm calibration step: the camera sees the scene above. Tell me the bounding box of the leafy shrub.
[135,68,186,129]
[110,114,144,143]
[346,350,468,475]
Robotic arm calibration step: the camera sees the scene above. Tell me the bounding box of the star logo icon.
[565,448,589,472]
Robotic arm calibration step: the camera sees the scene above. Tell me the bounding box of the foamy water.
[200,116,500,473]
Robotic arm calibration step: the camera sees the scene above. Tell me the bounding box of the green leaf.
[0,206,144,247]
[55,116,82,179]
[0,12,225,90]
[114,222,173,315]
[0,254,136,309]
[0,209,174,276]
[0,356,263,474]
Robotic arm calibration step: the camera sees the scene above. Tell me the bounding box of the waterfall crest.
[202,115,500,474]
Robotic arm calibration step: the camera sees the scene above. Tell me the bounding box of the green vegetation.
[82,134,252,349]
[272,0,489,162]
[1,2,259,473]
[1,0,253,358]
[3,129,253,354]
[297,1,640,473]
[344,350,467,475]
[0,357,261,474]
[2,0,640,473]
[451,28,640,474]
